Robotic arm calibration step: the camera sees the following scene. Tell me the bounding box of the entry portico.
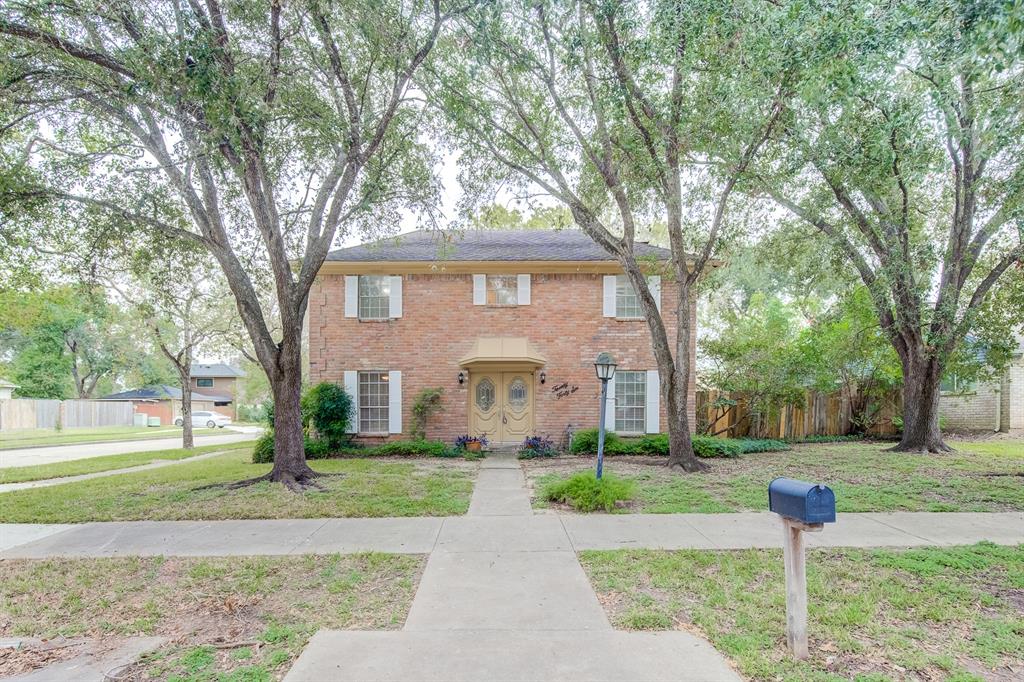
[460,337,546,444]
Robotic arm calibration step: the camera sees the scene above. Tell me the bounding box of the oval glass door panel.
[508,378,527,409]
[470,374,500,439]
[476,378,495,411]
[500,373,532,441]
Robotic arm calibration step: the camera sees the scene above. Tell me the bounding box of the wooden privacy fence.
[0,399,134,431]
[696,389,901,440]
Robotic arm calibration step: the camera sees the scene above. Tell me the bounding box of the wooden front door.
[469,371,534,443]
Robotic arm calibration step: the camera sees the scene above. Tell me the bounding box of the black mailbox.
[768,477,836,524]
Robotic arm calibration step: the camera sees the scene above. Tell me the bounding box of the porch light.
[458,371,465,385]
[539,371,546,385]
[594,352,617,381]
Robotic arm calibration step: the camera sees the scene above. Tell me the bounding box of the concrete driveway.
[0,426,263,468]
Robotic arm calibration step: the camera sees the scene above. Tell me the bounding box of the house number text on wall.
[551,382,579,400]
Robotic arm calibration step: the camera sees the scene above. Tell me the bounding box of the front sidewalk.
[3,510,1021,558]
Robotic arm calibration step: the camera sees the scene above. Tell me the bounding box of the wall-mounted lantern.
[458,371,465,385]
[539,371,546,385]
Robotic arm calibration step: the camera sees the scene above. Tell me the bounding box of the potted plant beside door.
[455,434,488,452]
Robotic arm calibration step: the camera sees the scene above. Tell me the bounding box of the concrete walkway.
[0,450,229,493]
[0,426,261,468]
[3,510,1020,558]
[285,452,741,681]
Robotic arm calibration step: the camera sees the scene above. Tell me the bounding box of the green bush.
[371,439,458,458]
[787,434,863,443]
[569,428,639,455]
[691,436,742,458]
[543,472,635,512]
[252,431,275,463]
[736,438,790,453]
[301,382,353,448]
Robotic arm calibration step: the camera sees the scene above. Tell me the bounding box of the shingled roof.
[325,229,672,262]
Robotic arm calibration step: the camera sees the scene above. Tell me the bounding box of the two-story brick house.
[308,230,696,446]
[189,363,246,419]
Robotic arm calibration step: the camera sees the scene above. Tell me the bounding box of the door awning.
[459,337,547,369]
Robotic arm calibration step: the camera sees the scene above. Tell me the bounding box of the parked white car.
[175,411,232,429]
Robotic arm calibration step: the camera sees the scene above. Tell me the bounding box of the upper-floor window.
[487,275,518,306]
[940,374,976,394]
[359,275,391,320]
[615,275,643,318]
[358,371,390,433]
[196,378,214,388]
[614,370,646,433]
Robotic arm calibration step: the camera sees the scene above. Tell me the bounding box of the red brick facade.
[307,270,697,444]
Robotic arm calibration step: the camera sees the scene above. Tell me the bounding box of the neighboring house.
[939,334,1024,433]
[308,229,695,445]
[189,363,246,419]
[0,379,18,400]
[100,385,229,426]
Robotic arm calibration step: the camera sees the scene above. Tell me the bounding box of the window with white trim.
[940,373,976,394]
[614,371,646,433]
[486,275,518,305]
[358,275,391,320]
[358,371,390,433]
[615,275,642,318]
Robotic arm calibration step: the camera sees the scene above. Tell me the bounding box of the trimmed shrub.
[301,382,353,448]
[736,439,790,454]
[517,435,557,459]
[543,472,635,512]
[569,428,639,455]
[252,431,275,463]
[372,439,458,458]
[691,436,742,458]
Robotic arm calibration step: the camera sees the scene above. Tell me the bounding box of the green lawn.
[0,425,219,449]
[581,543,1024,681]
[0,449,475,522]
[0,553,421,680]
[526,439,1024,513]
[0,443,233,484]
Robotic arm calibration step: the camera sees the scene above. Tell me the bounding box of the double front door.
[469,372,533,443]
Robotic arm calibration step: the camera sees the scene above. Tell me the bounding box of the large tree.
[1,1,456,488]
[434,0,788,471]
[750,0,1024,452]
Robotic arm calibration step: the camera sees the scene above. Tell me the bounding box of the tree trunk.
[664,368,706,472]
[891,354,951,453]
[179,367,194,449]
[266,334,318,489]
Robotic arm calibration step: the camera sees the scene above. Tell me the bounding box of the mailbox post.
[768,477,836,660]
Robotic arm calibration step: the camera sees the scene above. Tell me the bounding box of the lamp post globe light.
[593,352,617,479]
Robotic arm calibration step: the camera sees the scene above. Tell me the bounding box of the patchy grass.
[580,543,1024,681]
[0,443,233,484]
[525,439,1024,513]
[0,553,422,679]
[0,449,475,523]
[0,426,220,450]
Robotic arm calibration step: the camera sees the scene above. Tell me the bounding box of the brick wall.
[939,381,1000,431]
[308,271,697,443]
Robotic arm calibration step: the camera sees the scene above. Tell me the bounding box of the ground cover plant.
[542,471,635,512]
[0,426,218,450]
[0,443,232,484]
[580,543,1024,681]
[0,449,475,523]
[0,553,422,680]
[528,439,1024,514]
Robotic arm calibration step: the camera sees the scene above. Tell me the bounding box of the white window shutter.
[344,276,359,318]
[517,274,531,305]
[388,370,402,434]
[646,370,660,433]
[473,274,486,305]
[647,275,661,313]
[344,371,358,433]
[603,275,617,317]
[389,276,403,318]
[604,375,616,430]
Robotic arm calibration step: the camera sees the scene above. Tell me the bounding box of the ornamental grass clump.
[543,472,635,512]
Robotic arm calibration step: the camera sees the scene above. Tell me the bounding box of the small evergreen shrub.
[569,428,638,455]
[252,431,275,463]
[691,436,742,458]
[372,439,458,458]
[735,438,790,453]
[301,382,353,448]
[517,435,557,459]
[543,472,635,512]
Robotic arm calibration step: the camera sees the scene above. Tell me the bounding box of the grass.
[0,443,234,484]
[0,553,421,680]
[580,542,1024,681]
[526,439,1024,513]
[0,425,220,450]
[0,448,475,523]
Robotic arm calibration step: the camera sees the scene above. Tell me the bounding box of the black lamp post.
[593,352,617,479]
